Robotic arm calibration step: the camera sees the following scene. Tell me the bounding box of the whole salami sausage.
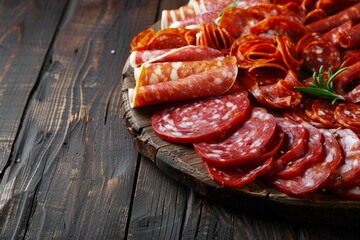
[194,107,278,167]
[338,23,360,48]
[333,61,360,103]
[152,91,251,144]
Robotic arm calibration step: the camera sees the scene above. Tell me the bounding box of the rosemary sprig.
[295,66,347,104]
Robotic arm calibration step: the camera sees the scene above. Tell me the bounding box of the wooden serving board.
[120,26,360,226]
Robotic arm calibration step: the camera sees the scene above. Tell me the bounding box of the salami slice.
[300,40,341,72]
[323,129,360,188]
[306,2,360,33]
[206,157,274,188]
[194,107,277,167]
[273,118,309,170]
[242,70,302,109]
[338,23,360,48]
[129,45,224,67]
[218,7,257,39]
[151,91,251,144]
[274,124,325,179]
[334,103,360,130]
[134,57,227,87]
[271,129,342,195]
[129,56,238,108]
[250,16,308,42]
[282,104,327,128]
[161,3,204,30]
[247,3,303,24]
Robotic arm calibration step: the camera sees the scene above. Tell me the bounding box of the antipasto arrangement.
[127,0,360,200]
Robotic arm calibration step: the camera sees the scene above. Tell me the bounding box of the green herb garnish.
[295,66,347,104]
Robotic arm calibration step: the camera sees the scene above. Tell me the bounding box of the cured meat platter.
[121,1,360,225]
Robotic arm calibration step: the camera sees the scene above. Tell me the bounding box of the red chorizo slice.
[130,45,224,67]
[300,40,341,72]
[306,2,360,33]
[194,107,277,167]
[334,103,360,130]
[152,91,251,144]
[271,129,342,195]
[295,32,324,58]
[338,23,360,48]
[243,70,302,109]
[218,7,257,39]
[276,35,303,74]
[247,3,304,24]
[323,129,360,188]
[312,99,341,128]
[135,57,227,87]
[274,124,325,179]
[282,104,327,128]
[250,16,308,42]
[196,24,233,53]
[304,8,327,25]
[206,157,274,188]
[129,56,238,108]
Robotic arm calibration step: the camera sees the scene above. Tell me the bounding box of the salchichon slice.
[323,129,360,188]
[270,129,343,195]
[152,91,251,144]
[193,107,277,167]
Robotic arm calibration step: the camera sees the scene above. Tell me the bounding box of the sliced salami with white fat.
[194,107,277,167]
[152,91,251,144]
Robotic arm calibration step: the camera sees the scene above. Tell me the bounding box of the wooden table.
[0,0,359,239]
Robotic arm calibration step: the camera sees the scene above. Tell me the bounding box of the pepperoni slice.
[135,57,227,87]
[323,129,360,188]
[300,40,341,72]
[312,99,341,128]
[295,32,324,58]
[250,16,308,42]
[206,157,274,188]
[271,129,342,195]
[129,56,238,108]
[218,7,257,39]
[274,124,325,179]
[130,29,156,52]
[194,108,277,167]
[151,91,250,144]
[334,103,360,130]
[273,118,309,170]
[276,35,303,74]
[196,24,233,53]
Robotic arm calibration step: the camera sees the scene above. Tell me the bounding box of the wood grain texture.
[0,0,68,177]
[0,0,165,238]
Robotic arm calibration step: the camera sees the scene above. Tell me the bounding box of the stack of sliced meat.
[152,94,360,198]
[128,0,360,199]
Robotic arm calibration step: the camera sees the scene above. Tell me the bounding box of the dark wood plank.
[0,0,166,238]
[127,155,188,239]
[0,0,68,176]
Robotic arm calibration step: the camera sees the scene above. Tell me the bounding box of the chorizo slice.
[334,103,360,131]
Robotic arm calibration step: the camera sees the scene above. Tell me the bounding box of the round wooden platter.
[120,28,360,226]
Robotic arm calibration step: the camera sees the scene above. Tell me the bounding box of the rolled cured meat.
[129,56,238,108]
